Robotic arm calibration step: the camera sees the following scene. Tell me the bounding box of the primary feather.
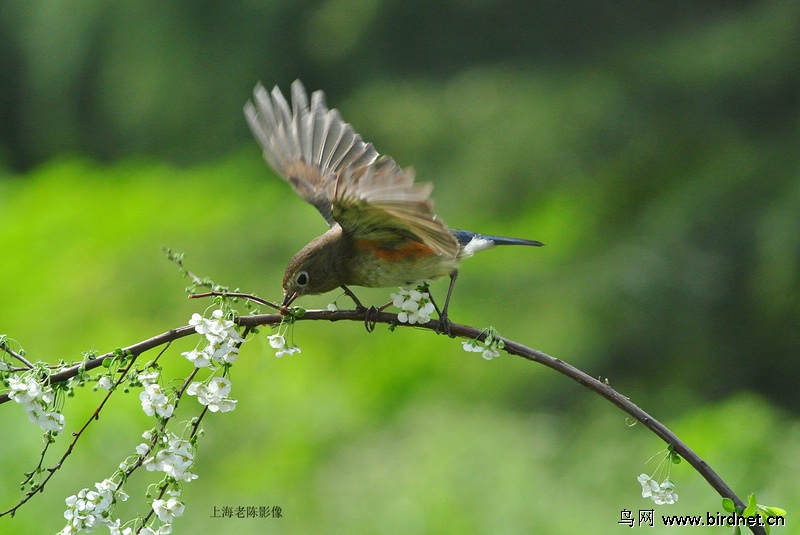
[245,80,459,258]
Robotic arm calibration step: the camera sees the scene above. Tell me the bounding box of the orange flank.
[355,239,435,261]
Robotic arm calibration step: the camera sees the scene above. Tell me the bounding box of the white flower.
[390,291,406,308]
[189,312,219,343]
[8,376,65,431]
[267,334,286,349]
[327,302,338,311]
[638,474,660,498]
[638,474,678,505]
[462,330,503,360]
[186,377,237,412]
[189,309,239,346]
[186,337,241,366]
[139,384,174,418]
[481,347,500,360]
[152,495,185,523]
[31,410,66,432]
[226,327,244,344]
[267,333,301,357]
[95,478,127,503]
[210,341,239,364]
[60,480,122,534]
[137,371,160,386]
[188,313,205,329]
[97,377,113,390]
[143,434,197,482]
[181,348,211,368]
[275,345,301,358]
[8,376,42,405]
[392,288,435,324]
[655,480,678,505]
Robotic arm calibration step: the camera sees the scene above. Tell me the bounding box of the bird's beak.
[280,291,299,314]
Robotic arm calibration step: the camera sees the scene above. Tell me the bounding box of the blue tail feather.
[452,229,544,247]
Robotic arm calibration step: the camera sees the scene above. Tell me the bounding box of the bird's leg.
[434,270,459,337]
[340,285,366,312]
[340,285,382,333]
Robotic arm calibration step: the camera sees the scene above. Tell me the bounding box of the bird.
[244,80,543,332]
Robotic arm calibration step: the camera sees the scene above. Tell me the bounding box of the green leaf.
[742,493,757,517]
[722,498,736,513]
[760,505,787,517]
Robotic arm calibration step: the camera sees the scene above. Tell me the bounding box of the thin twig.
[1,349,141,518]
[0,308,766,534]
[0,327,196,406]
[0,341,35,369]
[188,291,281,311]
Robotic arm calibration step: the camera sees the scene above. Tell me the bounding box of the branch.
[0,327,194,406]
[242,309,763,534]
[0,307,765,534]
[1,347,144,517]
[0,338,35,369]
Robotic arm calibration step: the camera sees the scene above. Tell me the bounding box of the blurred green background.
[1,1,799,533]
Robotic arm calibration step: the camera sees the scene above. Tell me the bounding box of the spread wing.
[333,158,459,257]
[244,80,378,226]
[245,80,458,257]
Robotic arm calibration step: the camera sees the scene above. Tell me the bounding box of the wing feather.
[246,80,458,257]
[333,159,458,257]
[245,80,377,226]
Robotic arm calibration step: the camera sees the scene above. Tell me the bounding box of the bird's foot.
[364,306,379,333]
[435,312,455,338]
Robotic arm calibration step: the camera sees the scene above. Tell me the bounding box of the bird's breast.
[348,239,460,287]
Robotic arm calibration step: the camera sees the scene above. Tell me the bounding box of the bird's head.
[281,229,349,310]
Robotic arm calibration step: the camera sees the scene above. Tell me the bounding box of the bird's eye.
[296,271,309,287]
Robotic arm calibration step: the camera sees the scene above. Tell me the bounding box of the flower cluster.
[638,474,678,505]
[139,431,198,483]
[152,491,185,524]
[138,372,174,419]
[7,375,65,432]
[186,377,237,412]
[181,309,242,410]
[462,328,504,360]
[267,333,301,358]
[390,288,436,325]
[56,309,243,534]
[183,310,243,368]
[637,446,680,505]
[59,478,128,534]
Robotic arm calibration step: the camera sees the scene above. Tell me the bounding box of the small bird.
[244,80,543,330]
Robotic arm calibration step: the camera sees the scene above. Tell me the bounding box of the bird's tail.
[453,229,544,247]
[453,229,544,256]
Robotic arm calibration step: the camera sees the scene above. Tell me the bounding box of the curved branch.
[0,308,764,534]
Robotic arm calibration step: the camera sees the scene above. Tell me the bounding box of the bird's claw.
[364,306,379,333]
[435,313,455,337]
